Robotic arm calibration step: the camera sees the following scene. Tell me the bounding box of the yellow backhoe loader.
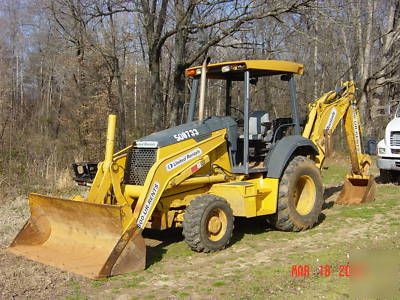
[8,60,375,279]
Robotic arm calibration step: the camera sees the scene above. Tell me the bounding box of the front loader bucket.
[7,193,146,279]
[336,175,376,205]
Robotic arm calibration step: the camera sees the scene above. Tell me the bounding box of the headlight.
[378,148,386,154]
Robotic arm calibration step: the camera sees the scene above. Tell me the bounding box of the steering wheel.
[229,106,244,116]
[229,106,244,126]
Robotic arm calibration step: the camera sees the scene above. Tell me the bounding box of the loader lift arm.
[302,81,376,204]
[100,129,227,277]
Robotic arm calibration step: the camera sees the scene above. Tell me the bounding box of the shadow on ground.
[375,173,399,185]
[143,227,183,268]
[230,216,271,245]
[143,218,270,268]
[323,184,343,210]
[143,182,344,267]
[144,209,328,268]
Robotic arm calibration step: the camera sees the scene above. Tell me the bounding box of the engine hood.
[385,117,400,146]
[135,116,237,148]
[386,117,400,132]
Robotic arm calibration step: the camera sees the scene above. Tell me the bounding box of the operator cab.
[185,60,304,174]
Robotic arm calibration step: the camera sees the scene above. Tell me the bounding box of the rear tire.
[183,195,234,253]
[266,156,323,231]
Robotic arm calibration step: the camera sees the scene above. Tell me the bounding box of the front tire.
[266,156,324,231]
[379,169,392,184]
[183,195,234,253]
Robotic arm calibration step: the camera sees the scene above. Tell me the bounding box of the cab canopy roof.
[185,60,304,81]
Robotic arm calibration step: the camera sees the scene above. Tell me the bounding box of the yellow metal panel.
[159,185,210,210]
[169,155,210,186]
[87,162,112,204]
[104,115,117,169]
[186,60,304,76]
[208,177,279,217]
[249,177,279,216]
[123,184,142,199]
[170,174,226,188]
[86,139,129,206]
[158,138,231,174]
[208,183,253,217]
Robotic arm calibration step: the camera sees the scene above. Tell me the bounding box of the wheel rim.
[206,208,228,242]
[294,175,316,215]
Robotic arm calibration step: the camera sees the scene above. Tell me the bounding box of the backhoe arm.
[302,81,375,204]
[342,99,373,177]
[302,81,371,175]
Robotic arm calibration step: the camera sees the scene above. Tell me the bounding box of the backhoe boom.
[302,81,375,204]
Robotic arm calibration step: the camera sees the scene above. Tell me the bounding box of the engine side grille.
[124,148,157,185]
[390,131,400,147]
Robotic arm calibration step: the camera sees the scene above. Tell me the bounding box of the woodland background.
[0,0,399,197]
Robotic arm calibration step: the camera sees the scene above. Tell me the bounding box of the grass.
[335,192,398,220]
[65,296,88,300]
[66,281,87,300]
[215,258,226,264]
[164,240,193,258]
[90,279,107,288]
[212,281,227,287]
[321,161,348,185]
[213,236,399,300]
[121,276,145,289]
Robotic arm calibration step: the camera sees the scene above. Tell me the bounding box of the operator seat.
[242,110,270,140]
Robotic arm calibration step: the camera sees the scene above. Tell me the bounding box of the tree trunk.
[313,15,319,100]
[149,54,164,132]
[341,27,354,81]
[115,65,127,148]
[169,0,191,127]
[370,0,399,137]
[169,65,186,127]
[358,0,375,133]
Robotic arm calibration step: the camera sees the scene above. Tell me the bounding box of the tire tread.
[183,195,234,252]
[267,156,323,232]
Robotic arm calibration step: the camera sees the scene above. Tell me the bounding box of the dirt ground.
[1,162,399,299]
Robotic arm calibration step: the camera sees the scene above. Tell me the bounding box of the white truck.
[377,104,400,183]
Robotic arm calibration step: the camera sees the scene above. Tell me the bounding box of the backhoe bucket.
[336,175,376,205]
[7,193,146,279]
